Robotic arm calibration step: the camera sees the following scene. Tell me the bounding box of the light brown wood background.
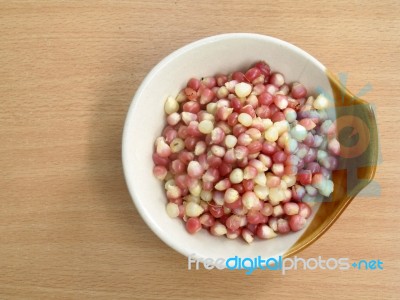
[1,1,399,299]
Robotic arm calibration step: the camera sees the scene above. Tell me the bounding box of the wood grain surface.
[1,1,399,299]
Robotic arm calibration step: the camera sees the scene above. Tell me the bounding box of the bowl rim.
[122,33,329,260]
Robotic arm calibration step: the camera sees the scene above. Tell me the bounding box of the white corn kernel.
[254,185,269,200]
[164,96,179,115]
[224,188,239,203]
[198,120,214,134]
[313,94,330,110]
[238,113,253,127]
[235,82,252,98]
[229,168,244,184]
[166,203,180,218]
[224,135,238,149]
[265,126,279,142]
[185,202,204,217]
[170,138,185,153]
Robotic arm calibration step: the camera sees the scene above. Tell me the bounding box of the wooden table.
[1,1,399,299]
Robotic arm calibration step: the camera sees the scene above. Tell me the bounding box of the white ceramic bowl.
[122,33,333,262]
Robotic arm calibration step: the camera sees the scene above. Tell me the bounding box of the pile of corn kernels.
[152,61,340,243]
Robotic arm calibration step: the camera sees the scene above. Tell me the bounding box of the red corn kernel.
[199,88,215,105]
[199,213,215,227]
[252,83,266,95]
[201,77,217,89]
[186,217,202,234]
[168,197,183,205]
[210,222,227,236]
[164,128,178,144]
[289,214,307,231]
[232,124,247,137]
[299,118,316,130]
[252,74,265,85]
[187,78,201,91]
[267,175,281,188]
[269,72,285,87]
[277,219,290,233]
[224,197,243,210]
[232,183,245,194]
[225,80,238,93]
[271,111,285,122]
[297,170,312,185]
[245,67,261,82]
[216,74,228,86]
[178,151,194,165]
[178,205,185,218]
[227,112,239,126]
[291,82,307,99]
[184,87,198,101]
[240,104,256,118]
[216,121,231,135]
[256,224,277,239]
[256,105,271,118]
[288,98,301,111]
[268,217,278,231]
[219,162,233,177]
[209,204,224,218]
[232,71,246,82]
[246,94,259,108]
[242,179,255,191]
[269,104,279,116]
[226,228,241,239]
[261,141,277,155]
[152,153,169,166]
[226,215,243,231]
[175,174,187,189]
[284,165,298,175]
[246,223,258,234]
[283,202,300,215]
[254,61,271,78]
[247,210,265,225]
[187,121,202,137]
[272,151,287,163]
[298,202,312,219]
[233,206,248,216]
[184,136,198,151]
[214,178,231,191]
[197,153,209,170]
[202,181,214,191]
[170,159,185,174]
[153,165,168,180]
[237,157,249,168]
[182,101,201,114]
[265,84,278,95]
[261,203,273,216]
[247,140,263,154]
[273,94,289,110]
[223,149,236,164]
[177,124,188,139]
[207,155,222,168]
[210,127,225,144]
[279,84,290,96]
[242,228,254,243]
[231,97,242,113]
[238,133,252,146]
[202,168,220,183]
[258,92,273,106]
[216,106,233,121]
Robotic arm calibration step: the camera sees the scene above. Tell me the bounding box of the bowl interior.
[122,34,333,261]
